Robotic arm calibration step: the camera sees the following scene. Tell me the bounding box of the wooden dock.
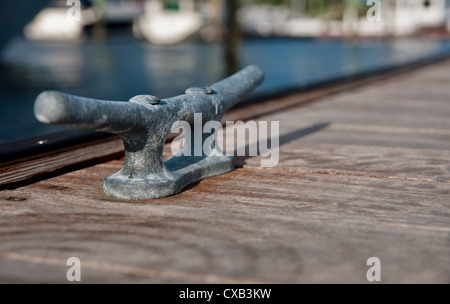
[1,59,450,283]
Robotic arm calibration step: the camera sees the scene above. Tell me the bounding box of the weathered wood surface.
[0,137,124,189]
[1,168,449,283]
[1,59,450,283]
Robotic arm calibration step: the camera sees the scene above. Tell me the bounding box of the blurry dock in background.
[239,0,450,38]
[2,0,450,144]
[18,0,450,44]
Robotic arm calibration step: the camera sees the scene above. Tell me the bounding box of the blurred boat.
[24,7,90,42]
[133,0,203,45]
[238,5,292,38]
[239,1,450,39]
[238,5,328,38]
[24,0,144,42]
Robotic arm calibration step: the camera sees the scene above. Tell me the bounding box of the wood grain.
[0,167,449,283]
[0,136,124,189]
[1,57,450,283]
[239,142,450,182]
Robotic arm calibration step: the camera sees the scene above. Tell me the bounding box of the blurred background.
[1,0,450,144]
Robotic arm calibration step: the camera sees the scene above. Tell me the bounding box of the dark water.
[1,35,450,145]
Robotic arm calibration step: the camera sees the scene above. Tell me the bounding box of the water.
[1,34,450,145]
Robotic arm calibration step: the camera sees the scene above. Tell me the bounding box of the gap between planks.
[234,165,450,184]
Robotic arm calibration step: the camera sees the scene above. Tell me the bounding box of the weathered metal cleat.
[34,65,264,200]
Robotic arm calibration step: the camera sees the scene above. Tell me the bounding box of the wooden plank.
[308,93,450,113]
[296,124,450,150]
[239,142,450,181]
[260,101,450,131]
[0,136,124,189]
[0,166,449,283]
[332,86,450,102]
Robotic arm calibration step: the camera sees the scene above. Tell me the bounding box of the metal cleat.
[34,65,264,200]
